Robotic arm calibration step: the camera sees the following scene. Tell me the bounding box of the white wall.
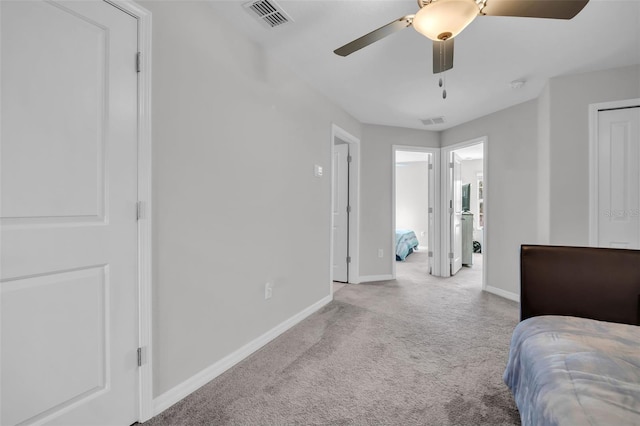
[142,1,361,398]
[537,83,551,244]
[360,125,439,277]
[547,64,640,245]
[395,161,429,248]
[441,100,539,297]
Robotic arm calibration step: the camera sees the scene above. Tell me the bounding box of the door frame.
[330,124,360,286]
[391,146,441,278]
[106,0,153,421]
[588,98,640,247]
[441,137,487,290]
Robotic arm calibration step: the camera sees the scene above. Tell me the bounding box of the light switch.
[314,164,323,177]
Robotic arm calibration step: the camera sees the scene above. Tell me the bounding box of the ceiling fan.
[334,0,589,74]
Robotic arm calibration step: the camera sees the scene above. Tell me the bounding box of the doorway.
[332,141,350,283]
[442,138,487,289]
[331,125,360,289]
[392,146,440,278]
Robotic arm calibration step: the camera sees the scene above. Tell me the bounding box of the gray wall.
[440,64,640,297]
[395,161,430,247]
[143,1,361,397]
[441,100,539,296]
[547,65,640,245]
[360,125,439,277]
[141,0,639,398]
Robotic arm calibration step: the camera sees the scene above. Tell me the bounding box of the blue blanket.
[504,316,640,426]
[395,229,419,260]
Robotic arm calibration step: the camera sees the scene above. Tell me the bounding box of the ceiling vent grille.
[421,116,445,126]
[244,0,292,28]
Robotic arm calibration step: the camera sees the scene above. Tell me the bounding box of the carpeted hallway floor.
[146,251,521,425]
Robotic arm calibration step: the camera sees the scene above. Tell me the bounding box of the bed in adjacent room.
[395,229,419,261]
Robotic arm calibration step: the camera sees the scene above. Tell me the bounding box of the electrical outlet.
[265,282,273,300]
[421,231,426,237]
[378,248,384,258]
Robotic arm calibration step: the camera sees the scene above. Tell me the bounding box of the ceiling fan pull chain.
[438,43,442,87]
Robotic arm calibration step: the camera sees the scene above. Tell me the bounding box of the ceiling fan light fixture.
[413,0,479,41]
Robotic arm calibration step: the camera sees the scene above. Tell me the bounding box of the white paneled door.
[1,1,139,425]
[597,107,640,249]
[332,143,349,283]
[450,153,463,275]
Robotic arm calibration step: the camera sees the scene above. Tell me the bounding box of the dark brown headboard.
[520,245,640,325]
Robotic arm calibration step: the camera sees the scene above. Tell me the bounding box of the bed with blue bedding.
[395,229,419,261]
[504,315,640,426]
[505,245,640,426]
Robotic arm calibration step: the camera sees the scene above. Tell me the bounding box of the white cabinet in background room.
[462,212,474,266]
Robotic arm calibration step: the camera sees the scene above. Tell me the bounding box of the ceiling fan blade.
[433,38,454,74]
[481,0,589,20]
[334,15,414,57]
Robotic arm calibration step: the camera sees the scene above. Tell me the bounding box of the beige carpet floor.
[146,250,521,425]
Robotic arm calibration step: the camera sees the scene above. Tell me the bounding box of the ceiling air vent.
[421,116,445,126]
[244,0,293,28]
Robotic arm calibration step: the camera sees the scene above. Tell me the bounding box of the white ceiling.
[209,0,640,131]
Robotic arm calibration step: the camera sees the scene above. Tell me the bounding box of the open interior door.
[451,153,463,275]
[427,155,433,274]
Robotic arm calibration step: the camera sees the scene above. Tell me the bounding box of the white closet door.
[1,1,139,424]
[597,107,640,249]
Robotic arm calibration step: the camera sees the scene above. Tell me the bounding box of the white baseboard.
[484,286,520,303]
[152,294,333,417]
[359,274,393,283]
